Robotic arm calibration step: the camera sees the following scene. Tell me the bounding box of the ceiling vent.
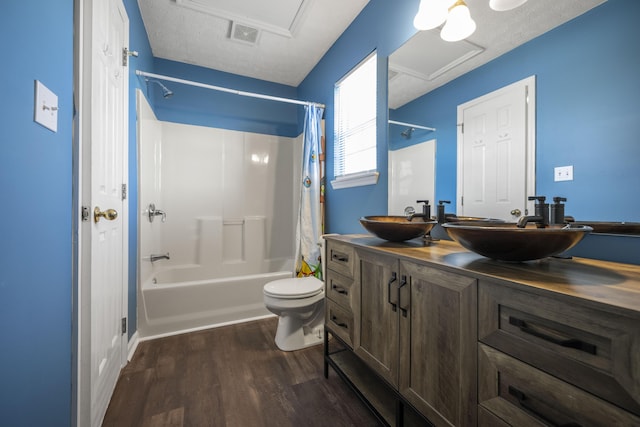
[229,22,261,46]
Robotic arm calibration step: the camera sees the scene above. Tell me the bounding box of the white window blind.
[333,53,377,187]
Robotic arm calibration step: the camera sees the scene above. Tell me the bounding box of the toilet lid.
[264,276,323,299]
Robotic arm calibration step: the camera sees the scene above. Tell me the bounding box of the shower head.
[401,127,414,139]
[146,78,173,98]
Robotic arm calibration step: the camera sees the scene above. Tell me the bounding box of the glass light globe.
[489,0,528,12]
[413,0,448,31]
[440,2,476,42]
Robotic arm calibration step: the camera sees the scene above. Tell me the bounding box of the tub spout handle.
[148,203,167,223]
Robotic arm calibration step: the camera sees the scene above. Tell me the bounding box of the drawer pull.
[508,386,582,427]
[331,284,348,295]
[509,316,597,355]
[331,315,348,329]
[388,272,398,312]
[331,252,349,263]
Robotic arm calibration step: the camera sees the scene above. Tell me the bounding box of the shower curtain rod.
[388,120,436,132]
[136,70,325,108]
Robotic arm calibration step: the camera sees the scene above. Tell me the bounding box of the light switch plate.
[554,165,573,182]
[34,80,58,132]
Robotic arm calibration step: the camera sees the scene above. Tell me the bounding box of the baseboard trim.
[127,331,140,361]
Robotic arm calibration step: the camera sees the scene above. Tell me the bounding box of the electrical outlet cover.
[554,165,573,182]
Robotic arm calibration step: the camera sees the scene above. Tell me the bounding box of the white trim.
[127,331,139,362]
[330,171,380,190]
[456,75,537,216]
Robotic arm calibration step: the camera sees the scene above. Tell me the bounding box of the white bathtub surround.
[137,91,302,338]
[141,271,292,338]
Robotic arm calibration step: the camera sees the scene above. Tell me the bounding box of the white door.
[76,0,129,425]
[456,76,536,221]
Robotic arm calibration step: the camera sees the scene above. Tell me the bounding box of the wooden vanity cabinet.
[478,280,640,425]
[398,261,477,427]
[324,235,640,427]
[353,249,400,386]
[479,280,640,416]
[325,240,356,348]
[353,248,478,427]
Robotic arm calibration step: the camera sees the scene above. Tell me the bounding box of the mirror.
[386,1,640,235]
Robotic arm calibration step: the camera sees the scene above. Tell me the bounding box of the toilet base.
[274,314,324,351]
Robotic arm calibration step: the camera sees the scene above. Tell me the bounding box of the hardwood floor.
[103,317,381,427]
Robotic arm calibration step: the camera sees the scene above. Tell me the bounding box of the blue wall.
[299,0,421,235]
[144,58,304,137]
[1,1,73,426]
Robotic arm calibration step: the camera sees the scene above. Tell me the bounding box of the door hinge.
[121,317,127,334]
[121,183,127,200]
[81,206,90,222]
[461,196,464,206]
[122,47,138,66]
[458,122,464,134]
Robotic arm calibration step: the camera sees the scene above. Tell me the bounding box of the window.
[332,52,379,189]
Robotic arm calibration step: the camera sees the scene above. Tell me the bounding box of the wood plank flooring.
[103,317,380,427]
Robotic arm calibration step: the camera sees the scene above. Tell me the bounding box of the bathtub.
[139,267,293,338]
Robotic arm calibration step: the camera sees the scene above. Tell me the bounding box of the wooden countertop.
[327,234,640,317]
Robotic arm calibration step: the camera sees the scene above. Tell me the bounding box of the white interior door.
[456,76,536,221]
[90,0,128,425]
[76,0,129,425]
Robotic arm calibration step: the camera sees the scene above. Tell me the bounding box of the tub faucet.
[150,253,170,263]
[407,200,432,221]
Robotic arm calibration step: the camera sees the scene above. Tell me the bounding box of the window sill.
[330,171,379,190]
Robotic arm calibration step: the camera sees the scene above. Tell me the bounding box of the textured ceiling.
[138,0,606,99]
[138,0,370,86]
[389,0,606,109]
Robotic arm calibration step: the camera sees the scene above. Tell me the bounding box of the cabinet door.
[399,261,478,427]
[354,249,400,387]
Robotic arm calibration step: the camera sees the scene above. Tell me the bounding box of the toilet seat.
[264,276,323,299]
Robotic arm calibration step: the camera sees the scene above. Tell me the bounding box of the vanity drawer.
[326,240,355,278]
[478,280,640,415]
[326,299,354,348]
[479,343,640,426]
[326,271,354,310]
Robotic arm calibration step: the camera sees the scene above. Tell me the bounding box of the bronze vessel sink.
[442,222,593,262]
[360,216,437,242]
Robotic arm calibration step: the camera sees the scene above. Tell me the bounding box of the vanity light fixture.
[413,0,528,42]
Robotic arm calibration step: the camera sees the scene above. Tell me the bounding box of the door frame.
[73,0,130,425]
[456,76,536,217]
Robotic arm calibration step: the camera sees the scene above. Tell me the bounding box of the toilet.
[263,275,325,351]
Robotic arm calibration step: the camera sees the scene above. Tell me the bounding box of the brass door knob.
[510,209,522,217]
[94,206,118,223]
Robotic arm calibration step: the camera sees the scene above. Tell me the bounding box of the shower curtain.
[295,104,324,278]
